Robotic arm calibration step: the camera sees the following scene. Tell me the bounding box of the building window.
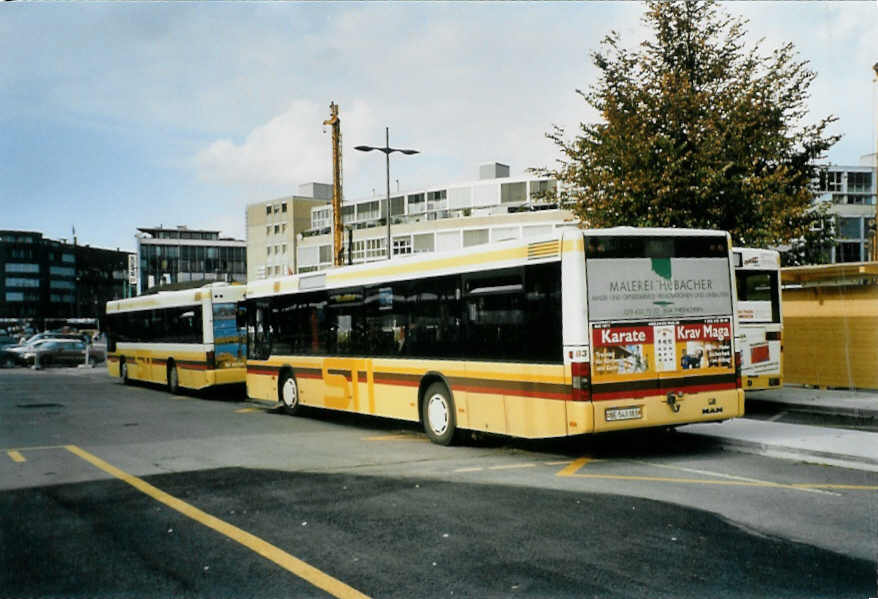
[61,253,75,264]
[501,181,527,204]
[392,236,412,256]
[266,226,271,236]
[413,233,435,253]
[6,292,24,302]
[319,245,332,264]
[282,244,287,254]
[5,263,39,274]
[50,280,75,290]
[274,205,279,214]
[848,172,872,193]
[838,217,862,239]
[365,238,386,259]
[282,202,288,213]
[836,242,862,263]
[408,193,425,214]
[358,201,380,222]
[529,179,557,200]
[463,229,490,247]
[5,277,39,288]
[427,190,447,211]
[390,196,405,216]
[274,225,280,234]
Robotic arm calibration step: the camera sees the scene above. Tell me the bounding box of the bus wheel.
[278,371,302,415]
[422,383,457,446]
[167,362,179,395]
[121,360,129,385]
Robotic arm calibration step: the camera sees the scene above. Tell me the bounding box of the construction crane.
[323,102,344,266]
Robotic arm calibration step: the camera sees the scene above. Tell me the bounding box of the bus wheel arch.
[419,374,457,446]
[166,359,179,395]
[278,366,302,415]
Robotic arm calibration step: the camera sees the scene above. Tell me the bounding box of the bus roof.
[247,226,731,300]
[732,247,780,270]
[106,282,245,314]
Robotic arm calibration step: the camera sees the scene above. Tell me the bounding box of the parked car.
[2,339,57,366]
[20,339,105,367]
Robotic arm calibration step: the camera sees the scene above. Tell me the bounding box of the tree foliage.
[535,0,840,251]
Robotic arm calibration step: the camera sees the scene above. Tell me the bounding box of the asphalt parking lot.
[2,368,877,598]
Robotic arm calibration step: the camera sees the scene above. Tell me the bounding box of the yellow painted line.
[454,466,485,473]
[362,434,426,442]
[545,460,573,466]
[626,460,834,496]
[791,483,878,491]
[488,463,537,471]
[234,407,263,414]
[7,450,26,463]
[556,457,593,477]
[64,445,370,599]
[1,445,68,452]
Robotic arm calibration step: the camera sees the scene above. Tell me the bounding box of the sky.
[1,1,877,253]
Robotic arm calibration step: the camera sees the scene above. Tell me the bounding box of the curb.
[745,398,878,422]
[680,429,878,473]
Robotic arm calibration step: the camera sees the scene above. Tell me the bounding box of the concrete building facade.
[135,226,246,295]
[812,155,877,263]
[294,164,574,274]
[245,183,331,281]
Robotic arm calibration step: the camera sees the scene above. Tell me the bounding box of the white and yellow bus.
[733,247,783,390]
[245,228,744,444]
[106,283,247,393]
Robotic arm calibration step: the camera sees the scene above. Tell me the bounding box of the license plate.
[605,406,642,422]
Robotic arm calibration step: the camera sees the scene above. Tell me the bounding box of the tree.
[535,0,839,254]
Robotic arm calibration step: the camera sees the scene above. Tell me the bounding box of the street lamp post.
[355,128,419,260]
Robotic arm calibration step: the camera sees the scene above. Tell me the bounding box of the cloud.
[194,99,378,187]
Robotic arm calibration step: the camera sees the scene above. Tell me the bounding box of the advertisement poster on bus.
[586,257,733,322]
[213,302,246,369]
[591,318,733,383]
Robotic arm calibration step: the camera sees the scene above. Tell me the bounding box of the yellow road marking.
[1,445,68,452]
[544,460,573,466]
[626,460,836,496]
[792,483,878,491]
[556,457,593,477]
[64,445,370,599]
[454,466,484,473]
[488,463,537,471]
[7,450,26,463]
[234,408,263,414]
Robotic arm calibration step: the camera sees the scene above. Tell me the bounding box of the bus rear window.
[736,270,780,323]
[586,236,729,259]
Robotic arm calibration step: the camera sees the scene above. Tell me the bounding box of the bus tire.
[167,361,179,395]
[278,371,302,415]
[121,359,129,385]
[422,382,457,446]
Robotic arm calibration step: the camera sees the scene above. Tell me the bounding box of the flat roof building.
[135,226,246,295]
[812,155,877,263]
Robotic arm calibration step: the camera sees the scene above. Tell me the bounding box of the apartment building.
[245,183,331,280]
[813,154,877,263]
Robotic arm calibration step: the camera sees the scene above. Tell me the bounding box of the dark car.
[20,339,105,367]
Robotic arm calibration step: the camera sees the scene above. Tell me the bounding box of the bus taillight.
[571,361,591,401]
[734,350,742,388]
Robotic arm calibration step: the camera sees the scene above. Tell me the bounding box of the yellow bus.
[733,247,783,390]
[105,283,247,393]
[245,228,744,444]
